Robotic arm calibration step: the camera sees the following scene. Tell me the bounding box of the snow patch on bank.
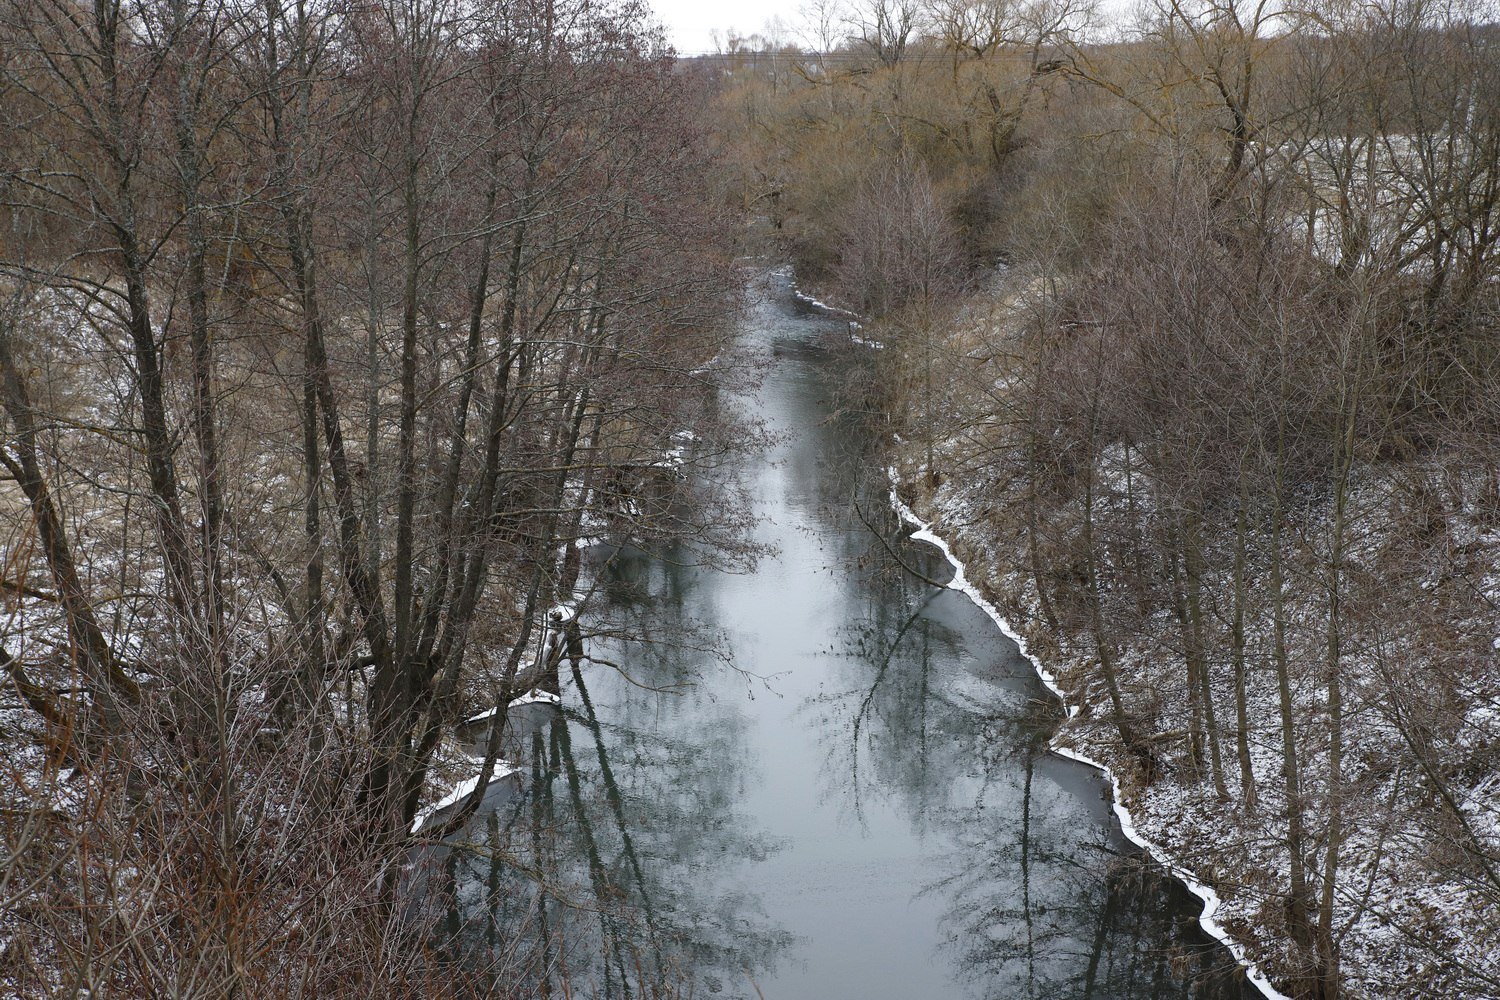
[789,283,858,319]
[411,759,520,835]
[887,470,1292,1000]
[462,688,563,726]
[780,266,885,348]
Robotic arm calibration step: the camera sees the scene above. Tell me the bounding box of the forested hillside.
[0,1,745,994]
[713,1,1500,996]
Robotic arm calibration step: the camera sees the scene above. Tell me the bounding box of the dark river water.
[423,273,1260,1000]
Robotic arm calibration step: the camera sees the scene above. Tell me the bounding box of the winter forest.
[1,0,1497,998]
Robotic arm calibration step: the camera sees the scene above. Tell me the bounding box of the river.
[424,271,1261,1000]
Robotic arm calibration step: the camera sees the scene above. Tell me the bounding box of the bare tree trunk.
[259,0,328,715]
[96,6,198,620]
[1166,518,1206,774]
[1081,417,1142,763]
[167,0,228,664]
[1270,428,1317,992]
[0,327,140,731]
[1184,508,1229,800]
[1317,334,1363,1000]
[1231,482,1257,812]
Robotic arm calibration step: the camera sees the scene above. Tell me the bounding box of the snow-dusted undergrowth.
[886,453,1500,1000]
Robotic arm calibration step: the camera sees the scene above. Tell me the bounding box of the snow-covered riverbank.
[752,267,1497,998]
[887,457,1500,1000]
[888,475,1293,1000]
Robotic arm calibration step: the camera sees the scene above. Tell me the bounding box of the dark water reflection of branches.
[417,278,1260,1000]
[814,415,1257,1000]
[425,663,792,999]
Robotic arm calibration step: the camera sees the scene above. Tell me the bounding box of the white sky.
[648,0,807,55]
[647,0,1136,56]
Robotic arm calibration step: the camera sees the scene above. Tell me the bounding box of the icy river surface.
[431,274,1260,1000]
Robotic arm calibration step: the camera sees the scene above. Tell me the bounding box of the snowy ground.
[888,458,1500,1000]
[867,269,1500,999]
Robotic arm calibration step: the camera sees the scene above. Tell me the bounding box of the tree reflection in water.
[414,281,1261,1000]
[818,497,1256,1000]
[422,544,792,1000]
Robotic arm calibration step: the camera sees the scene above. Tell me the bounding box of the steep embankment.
[890,462,1500,999]
[887,481,1293,1000]
[876,280,1500,1000]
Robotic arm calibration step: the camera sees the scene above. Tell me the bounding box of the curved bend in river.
[420,272,1260,1000]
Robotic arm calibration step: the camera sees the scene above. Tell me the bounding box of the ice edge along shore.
[886,471,1294,1000]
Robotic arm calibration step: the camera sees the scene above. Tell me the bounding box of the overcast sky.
[648,0,1137,55]
[649,0,805,55]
